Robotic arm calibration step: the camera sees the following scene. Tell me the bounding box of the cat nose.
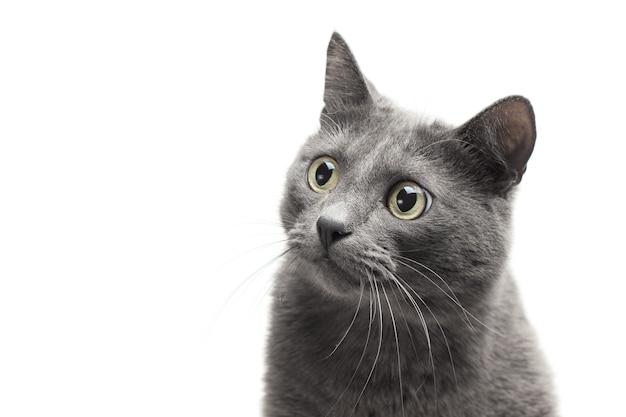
[317,216,351,253]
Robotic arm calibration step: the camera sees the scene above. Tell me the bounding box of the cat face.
[280,33,535,312]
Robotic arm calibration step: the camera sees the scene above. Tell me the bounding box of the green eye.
[387,181,431,220]
[308,156,340,193]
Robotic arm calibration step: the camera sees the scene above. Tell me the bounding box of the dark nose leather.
[316,216,351,253]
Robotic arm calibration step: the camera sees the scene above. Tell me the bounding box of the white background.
[1,1,625,416]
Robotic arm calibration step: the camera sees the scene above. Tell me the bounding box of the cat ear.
[322,32,373,115]
[458,96,536,190]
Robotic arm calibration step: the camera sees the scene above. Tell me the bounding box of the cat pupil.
[397,187,417,212]
[315,162,334,186]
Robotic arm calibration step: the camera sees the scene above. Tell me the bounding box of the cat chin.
[306,275,362,301]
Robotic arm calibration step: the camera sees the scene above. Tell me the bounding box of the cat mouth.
[286,226,396,285]
[314,247,395,286]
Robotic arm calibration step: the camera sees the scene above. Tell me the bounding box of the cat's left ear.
[458,96,536,190]
[322,32,373,116]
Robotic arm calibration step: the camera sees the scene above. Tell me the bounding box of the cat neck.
[272,269,503,374]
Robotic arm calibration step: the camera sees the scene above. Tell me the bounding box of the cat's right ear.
[457,96,536,193]
[322,33,373,118]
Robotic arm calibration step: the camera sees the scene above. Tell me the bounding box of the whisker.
[324,276,377,417]
[325,278,365,359]
[390,289,429,397]
[393,274,462,410]
[249,247,299,313]
[383,270,432,362]
[394,256,501,336]
[206,246,292,338]
[251,252,301,313]
[353,273,384,412]
[211,211,289,230]
[394,255,475,332]
[385,272,437,405]
[381,283,405,417]
[274,253,301,305]
[222,238,289,269]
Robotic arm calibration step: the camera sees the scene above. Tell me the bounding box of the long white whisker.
[252,252,300,313]
[354,273,384,412]
[385,273,437,404]
[325,278,365,359]
[222,238,289,269]
[207,247,292,338]
[393,274,462,409]
[396,255,475,331]
[251,273,278,314]
[324,276,376,417]
[390,289,429,397]
[381,283,405,417]
[394,256,500,336]
[384,272,432,363]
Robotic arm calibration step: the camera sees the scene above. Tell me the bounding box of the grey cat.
[264,33,556,417]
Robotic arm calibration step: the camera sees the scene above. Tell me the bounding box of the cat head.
[280,33,536,308]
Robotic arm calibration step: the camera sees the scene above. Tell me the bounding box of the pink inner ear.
[493,98,536,173]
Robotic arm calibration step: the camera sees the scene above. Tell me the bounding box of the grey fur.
[264,33,556,417]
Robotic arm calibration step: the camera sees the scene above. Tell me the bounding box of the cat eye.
[307,156,339,193]
[387,181,431,220]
